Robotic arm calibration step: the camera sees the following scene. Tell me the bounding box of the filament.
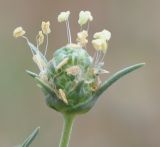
[44,34,48,56]
[65,21,70,43]
[66,19,72,44]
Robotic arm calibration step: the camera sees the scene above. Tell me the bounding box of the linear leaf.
[94,63,145,98]
[35,77,54,94]
[26,41,47,63]
[69,63,145,113]
[21,127,40,147]
[26,70,38,78]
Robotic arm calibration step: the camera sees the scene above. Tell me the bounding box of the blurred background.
[0,0,160,147]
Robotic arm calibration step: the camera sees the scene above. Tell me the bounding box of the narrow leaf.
[26,41,47,63]
[26,70,38,78]
[94,63,145,98]
[27,41,37,54]
[21,127,40,147]
[69,63,145,113]
[35,77,54,94]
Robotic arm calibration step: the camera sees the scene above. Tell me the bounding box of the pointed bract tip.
[26,70,38,78]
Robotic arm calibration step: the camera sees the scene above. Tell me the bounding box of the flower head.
[13,27,25,38]
[13,11,113,114]
[58,11,70,23]
[78,11,93,26]
[41,21,51,35]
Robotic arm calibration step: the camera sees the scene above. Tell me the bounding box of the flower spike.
[14,10,145,115]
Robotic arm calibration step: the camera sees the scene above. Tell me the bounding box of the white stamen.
[65,22,70,43]
[44,34,48,56]
[95,51,101,65]
[66,19,72,44]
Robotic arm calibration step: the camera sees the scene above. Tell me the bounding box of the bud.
[41,21,51,35]
[78,11,93,26]
[58,11,70,22]
[13,27,25,38]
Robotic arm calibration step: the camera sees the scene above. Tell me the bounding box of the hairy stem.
[59,114,75,147]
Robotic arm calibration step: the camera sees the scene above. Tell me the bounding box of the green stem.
[59,114,75,147]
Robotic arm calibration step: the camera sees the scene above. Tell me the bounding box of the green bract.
[27,45,99,114]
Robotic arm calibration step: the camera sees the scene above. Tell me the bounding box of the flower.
[14,10,144,114]
[92,39,108,53]
[93,29,111,41]
[58,11,70,22]
[13,11,109,111]
[41,21,51,35]
[13,27,25,38]
[92,30,111,53]
[36,31,44,46]
[14,10,145,147]
[66,65,81,76]
[76,30,88,47]
[78,11,93,26]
